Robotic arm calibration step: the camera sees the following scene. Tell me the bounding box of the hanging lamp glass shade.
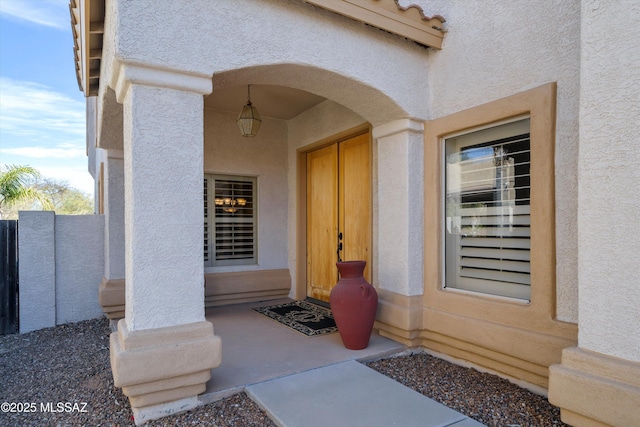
[237,85,262,137]
[237,102,262,137]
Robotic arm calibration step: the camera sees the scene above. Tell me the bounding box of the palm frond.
[0,164,52,210]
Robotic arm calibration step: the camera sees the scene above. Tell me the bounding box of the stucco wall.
[121,84,207,331]
[204,108,289,272]
[411,0,581,322]
[19,211,104,333]
[100,0,583,323]
[103,151,125,280]
[577,0,640,361]
[375,120,424,296]
[18,211,56,333]
[105,0,428,126]
[55,215,105,324]
[86,97,98,180]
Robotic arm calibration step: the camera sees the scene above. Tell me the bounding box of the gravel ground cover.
[366,352,568,427]
[1,318,567,426]
[0,318,273,427]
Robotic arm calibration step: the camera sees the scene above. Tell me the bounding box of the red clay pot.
[330,261,378,350]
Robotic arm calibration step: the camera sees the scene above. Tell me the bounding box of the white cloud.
[39,165,94,195]
[0,0,69,29]
[0,77,90,193]
[0,77,85,141]
[0,144,85,160]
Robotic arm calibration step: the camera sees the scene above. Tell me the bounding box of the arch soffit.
[212,63,410,127]
[97,62,416,150]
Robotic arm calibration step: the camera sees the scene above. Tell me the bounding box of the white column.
[373,119,424,296]
[122,82,206,330]
[104,149,125,281]
[109,63,220,425]
[98,149,126,321]
[548,2,640,426]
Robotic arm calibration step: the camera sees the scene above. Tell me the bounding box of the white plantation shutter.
[204,174,257,267]
[445,119,531,300]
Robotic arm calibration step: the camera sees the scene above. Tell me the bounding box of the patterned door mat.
[252,301,338,337]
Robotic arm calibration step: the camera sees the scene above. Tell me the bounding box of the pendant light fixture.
[237,84,262,137]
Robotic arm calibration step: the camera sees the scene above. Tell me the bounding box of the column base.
[549,347,640,427]
[375,289,423,346]
[110,319,222,425]
[132,396,198,425]
[98,277,125,319]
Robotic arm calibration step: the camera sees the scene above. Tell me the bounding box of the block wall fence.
[18,211,104,333]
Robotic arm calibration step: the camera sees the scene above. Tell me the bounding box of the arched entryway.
[204,63,422,305]
[99,0,431,419]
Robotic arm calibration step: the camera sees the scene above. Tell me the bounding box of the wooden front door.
[306,132,371,302]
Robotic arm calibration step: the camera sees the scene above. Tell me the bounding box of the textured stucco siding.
[413,0,581,322]
[55,215,104,324]
[203,109,289,273]
[18,212,104,333]
[578,0,640,361]
[375,121,424,296]
[18,211,57,333]
[98,0,589,324]
[105,0,429,125]
[102,0,583,321]
[86,97,98,179]
[104,152,125,280]
[122,84,207,331]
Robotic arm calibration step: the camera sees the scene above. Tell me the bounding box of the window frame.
[204,173,258,267]
[424,83,560,331]
[443,117,532,301]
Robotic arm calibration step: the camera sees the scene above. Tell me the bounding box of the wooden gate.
[1,220,19,335]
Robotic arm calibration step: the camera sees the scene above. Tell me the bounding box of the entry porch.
[200,299,405,402]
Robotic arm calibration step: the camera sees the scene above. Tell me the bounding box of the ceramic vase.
[330,260,378,350]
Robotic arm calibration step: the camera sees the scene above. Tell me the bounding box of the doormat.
[252,301,338,337]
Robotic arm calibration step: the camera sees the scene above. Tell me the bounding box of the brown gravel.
[1,318,567,427]
[366,352,568,427]
[0,318,274,427]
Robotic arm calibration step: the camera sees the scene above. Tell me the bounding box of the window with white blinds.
[204,174,257,267]
[444,118,531,300]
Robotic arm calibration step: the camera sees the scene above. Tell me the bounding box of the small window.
[444,118,531,300]
[204,174,257,267]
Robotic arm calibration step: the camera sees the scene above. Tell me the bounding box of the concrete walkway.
[203,300,485,426]
[247,361,485,427]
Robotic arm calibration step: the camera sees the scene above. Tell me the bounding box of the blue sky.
[0,0,93,194]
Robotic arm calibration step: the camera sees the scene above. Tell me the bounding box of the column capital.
[113,60,212,103]
[372,118,424,140]
[105,149,124,160]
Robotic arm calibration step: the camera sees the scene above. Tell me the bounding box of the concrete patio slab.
[201,300,405,402]
[246,360,485,427]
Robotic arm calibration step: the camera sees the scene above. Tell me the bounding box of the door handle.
[337,241,343,262]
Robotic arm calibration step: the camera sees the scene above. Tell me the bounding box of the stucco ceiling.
[204,84,326,120]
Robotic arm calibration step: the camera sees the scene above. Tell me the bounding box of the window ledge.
[442,287,531,306]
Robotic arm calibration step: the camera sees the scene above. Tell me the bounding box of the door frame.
[295,123,373,300]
